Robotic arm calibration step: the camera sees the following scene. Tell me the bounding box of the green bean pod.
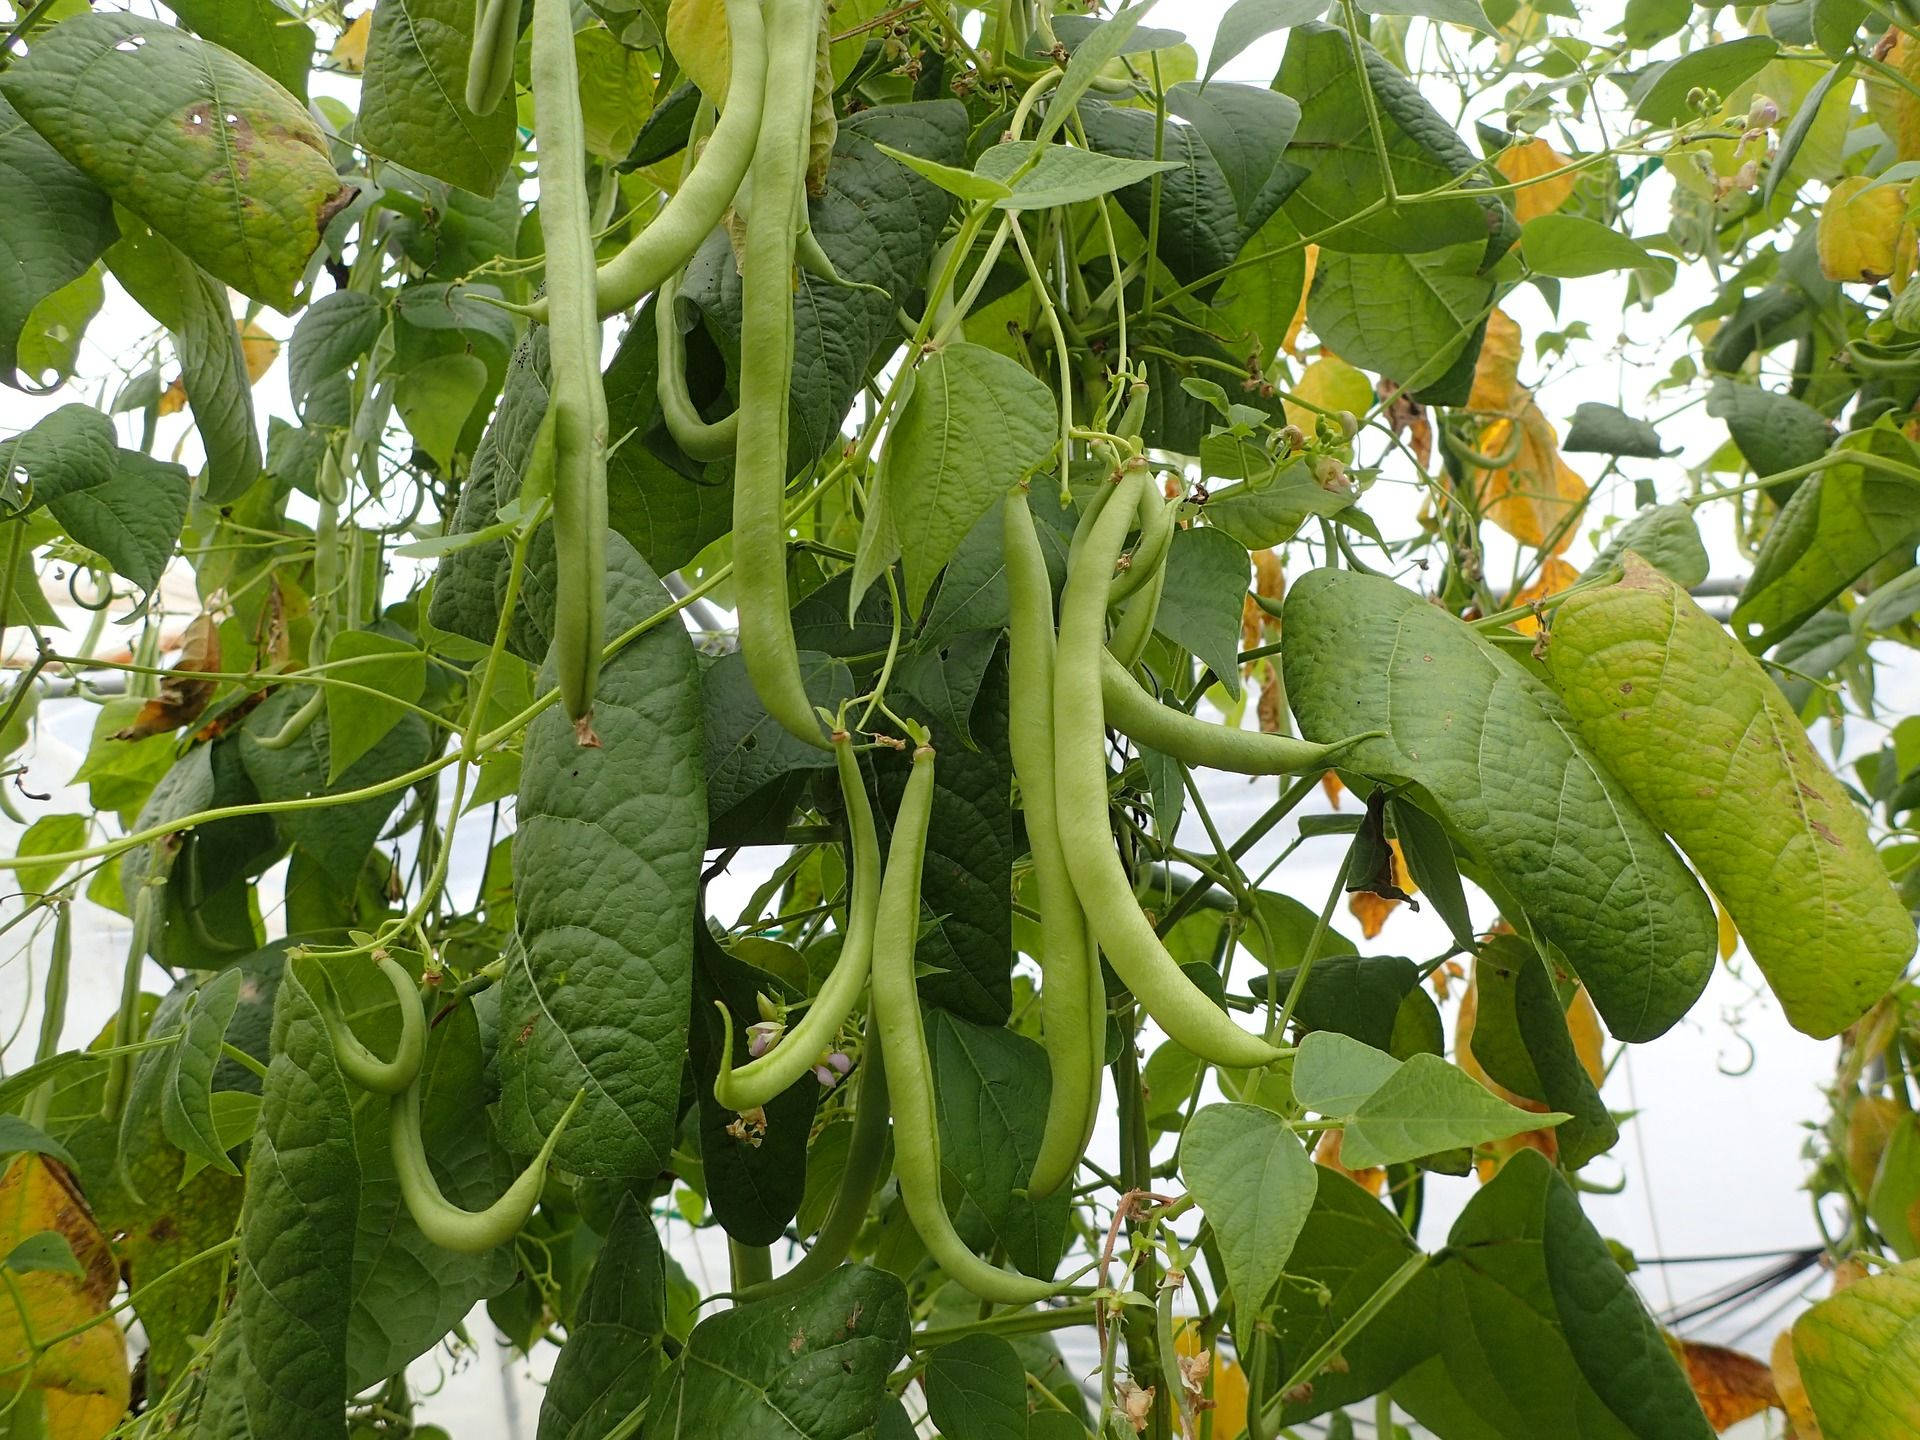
[466,0,520,116]
[392,1084,584,1255]
[1106,480,1174,609]
[733,0,828,748]
[655,272,740,461]
[872,743,1067,1304]
[522,0,768,322]
[1055,473,1286,1070]
[532,0,609,731]
[732,1023,890,1301]
[1005,493,1104,1198]
[1106,546,1167,672]
[805,7,836,196]
[1100,652,1381,777]
[319,954,428,1096]
[714,731,876,1111]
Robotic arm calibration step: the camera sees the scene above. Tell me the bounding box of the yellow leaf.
[1716,895,1739,961]
[1564,984,1606,1088]
[1868,31,1920,163]
[1818,175,1909,284]
[1283,354,1372,433]
[1495,137,1578,224]
[241,319,279,385]
[1467,307,1525,413]
[1472,401,1589,555]
[1320,771,1344,808]
[1673,1338,1781,1432]
[1313,1128,1384,1197]
[1772,1328,1823,1439]
[1508,556,1579,635]
[331,13,371,73]
[1846,1094,1901,1197]
[1458,959,1604,1179]
[667,0,732,104]
[0,1156,130,1440]
[1282,244,1318,355]
[157,376,187,416]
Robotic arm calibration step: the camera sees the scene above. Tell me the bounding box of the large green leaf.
[1706,377,1834,488]
[1148,525,1252,696]
[359,0,518,197]
[925,1009,1070,1278]
[1630,36,1779,125]
[1181,1103,1318,1311]
[0,94,114,390]
[161,0,316,101]
[322,629,428,783]
[0,12,349,310]
[1342,1053,1564,1169]
[538,1195,668,1440]
[500,534,705,1177]
[1307,241,1494,392]
[643,1265,910,1439]
[204,962,359,1435]
[1793,1259,1920,1440]
[1282,567,1717,1042]
[1733,427,1920,647]
[1545,555,1916,1038]
[1275,22,1509,254]
[159,969,246,1176]
[1587,503,1709,589]
[924,1334,1029,1440]
[288,291,386,415]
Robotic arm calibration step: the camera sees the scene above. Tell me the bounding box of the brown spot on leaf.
[318,183,357,235]
[1810,821,1843,847]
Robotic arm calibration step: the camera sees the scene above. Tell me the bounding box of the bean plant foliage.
[5,0,1920,1434]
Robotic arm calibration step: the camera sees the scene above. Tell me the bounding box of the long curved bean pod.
[1005,493,1104,1198]
[872,743,1067,1304]
[655,273,740,461]
[1054,474,1286,1070]
[521,0,768,322]
[732,1025,890,1301]
[531,0,609,731]
[466,0,520,116]
[392,1083,585,1255]
[1100,652,1381,777]
[319,954,427,1096]
[733,0,828,747]
[714,731,877,1110]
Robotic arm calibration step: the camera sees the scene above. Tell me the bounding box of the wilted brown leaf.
[1495,137,1578,223]
[1674,1339,1780,1431]
[113,611,220,741]
[0,1156,130,1439]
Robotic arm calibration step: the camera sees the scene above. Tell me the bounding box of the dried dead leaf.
[1673,1338,1780,1431]
[113,611,220,741]
[1495,137,1578,223]
[0,1156,130,1439]
[1377,378,1432,468]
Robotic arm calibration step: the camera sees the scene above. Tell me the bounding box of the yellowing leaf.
[1774,1328,1823,1439]
[1674,1339,1780,1432]
[1846,1094,1900,1197]
[241,319,279,384]
[1283,244,1318,354]
[1508,556,1579,635]
[667,0,731,104]
[1472,402,1589,554]
[1320,770,1344,808]
[1792,1259,1920,1440]
[1868,31,1920,163]
[1283,354,1372,433]
[1467,307,1525,413]
[331,13,371,73]
[1496,137,1578,224]
[0,1156,130,1439]
[1818,176,1908,284]
[1564,984,1605,1089]
[1717,895,1739,961]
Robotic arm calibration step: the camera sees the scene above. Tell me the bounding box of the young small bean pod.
[654,273,740,462]
[392,1083,585,1255]
[466,0,520,116]
[318,954,427,1096]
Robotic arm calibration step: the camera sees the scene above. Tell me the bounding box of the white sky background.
[0,2,1895,1435]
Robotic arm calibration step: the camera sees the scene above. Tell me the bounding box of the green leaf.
[161,0,316,101]
[1522,215,1670,279]
[1356,0,1492,30]
[702,650,854,837]
[1707,376,1834,484]
[50,448,190,595]
[926,1010,1071,1278]
[1342,1053,1565,1168]
[4,1231,82,1277]
[395,353,491,472]
[1767,54,1853,208]
[1546,556,1916,1039]
[538,1194,667,1440]
[895,628,1001,749]
[875,142,1010,203]
[360,0,518,197]
[209,962,359,1433]
[643,1265,911,1439]
[1291,1031,1402,1115]
[0,1114,75,1169]
[976,139,1183,211]
[1213,207,1310,362]
[1150,526,1251,697]
[1793,1259,1920,1440]
[1587,503,1709,590]
[873,341,1055,617]
[1208,0,1328,82]
[159,968,246,1176]
[1181,1103,1318,1310]
[0,94,114,391]
[1388,796,1476,952]
[289,291,385,414]
[1631,37,1779,125]
[15,262,106,392]
[323,629,428,783]
[13,814,88,895]
[0,12,349,310]
[1276,22,1508,254]
[1039,1,1159,143]
[1308,241,1494,390]
[501,534,705,1177]
[1735,428,1920,648]
[1619,0,1690,46]
[1204,458,1356,549]
[1564,402,1666,459]
[924,1335,1029,1440]
[1283,568,1718,1042]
